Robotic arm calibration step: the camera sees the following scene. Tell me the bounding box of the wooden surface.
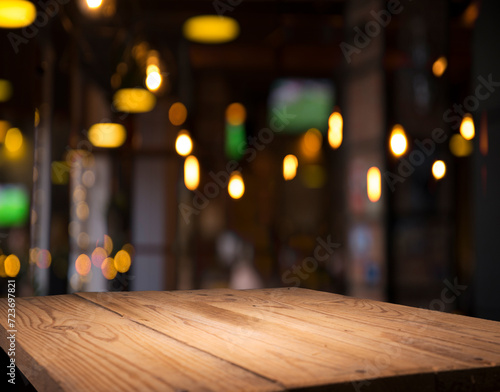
[1,287,500,391]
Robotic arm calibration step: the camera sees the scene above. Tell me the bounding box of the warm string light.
[184,155,200,191]
[228,172,245,199]
[283,155,298,181]
[460,114,475,140]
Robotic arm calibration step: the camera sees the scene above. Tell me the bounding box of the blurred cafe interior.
[0,0,499,321]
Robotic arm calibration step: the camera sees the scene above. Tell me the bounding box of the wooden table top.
[1,287,500,391]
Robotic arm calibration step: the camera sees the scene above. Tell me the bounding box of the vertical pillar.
[342,0,386,300]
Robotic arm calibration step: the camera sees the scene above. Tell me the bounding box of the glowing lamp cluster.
[145,51,162,92]
[88,123,126,148]
[183,15,240,44]
[0,1,36,29]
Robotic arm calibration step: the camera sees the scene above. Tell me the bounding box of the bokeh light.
[367,167,381,202]
[114,250,131,273]
[101,257,117,280]
[76,201,90,221]
[301,128,323,159]
[4,255,20,277]
[0,80,13,102]
[432,160,446,180]
[450,134,473,157]
[36,249,52,269]
[77,232,90,249]
[0,120,11,143]
[86,0,103,9]
[169,102,188,126]
[228,171,245,199]
[432,56,448,77]
[175,130,193,156]
[104,234,113,255]
[146,71,162,92]
[113,88,156,113]
[75,254,91,276]
[5,128,23,153]
[184,155,200,191]
[225,103,246,126]
[122,243,135,258]
[0,1,36,29]
[183,15,240,44]
[88,123,126,148]
[328,111,343,149]
[283,154,298,181]
[0,255,6,278]
[460,114,475,140]
[91,247,107,268]
[389,124,407,157]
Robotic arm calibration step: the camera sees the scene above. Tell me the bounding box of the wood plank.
[0,294,283,392]
[76,289,500,391]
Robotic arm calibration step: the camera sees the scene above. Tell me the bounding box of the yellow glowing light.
[4,128,23,152]
[0,255,7,278]
[184,155,200,191]
[389,124,407,157]
[176,130,193,156]
[460,114,475,140]
[104,234,113,255]
[0,120,10,143]
[88,123,126,148]
[183,15,240,44]
[283,154,298,181]
[169,102,188,126]
[301,128,323,159]
[114,250,131,273]
[91,247,107,268]
[228,171,245,199]
[367,167,381,202]
[432,160,446,180]
[86,0,102,9]
[36,249,51,269]
[226,103,246,126]
[449,134,473,157]
[0,1,36,29]
[0,79,13,102]
[4,255,20,277]
[75,254,91,276]
[328,111,343,149]
[113,88,156,113]
[76,201,89,221]
[146,64,160,75]
[146,71,162,92]
[101,257,117,280]
[432,56,448,77]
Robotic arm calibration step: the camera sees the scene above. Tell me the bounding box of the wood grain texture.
[1,287,500,392]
